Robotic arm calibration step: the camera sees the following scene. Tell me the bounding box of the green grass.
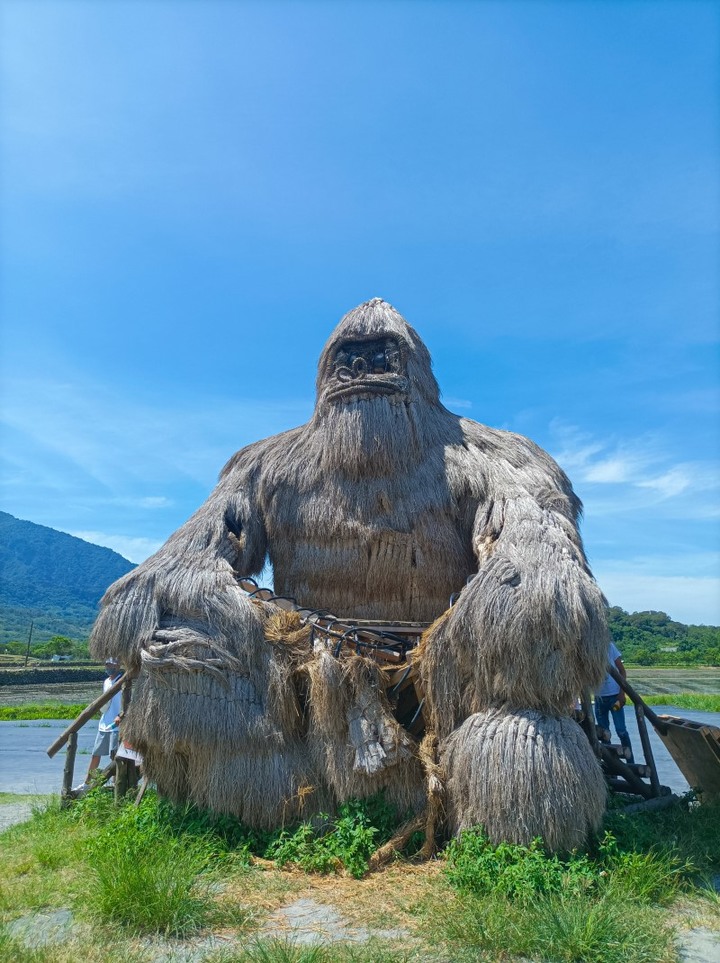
[432,890,675,963]
[643,693,720,712]
[430,801,720,963]
[215,942,416,962]
[1,789,719,962]
[0,703,92,721]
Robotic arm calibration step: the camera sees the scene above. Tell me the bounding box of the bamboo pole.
[46,670,136,758]
[134,774,149,807]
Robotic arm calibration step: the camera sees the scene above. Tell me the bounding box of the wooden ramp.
[655,714,720,800]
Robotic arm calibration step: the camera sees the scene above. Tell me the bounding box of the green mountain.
[0,512,135,644]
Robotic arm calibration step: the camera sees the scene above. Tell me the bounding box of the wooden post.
[97,760,116,787]
[635,703,661,796]
[580,688,600,756]
[115,758,129,802]
[128,760,139,791]
[61,731,78,806]
[599,745,653,798]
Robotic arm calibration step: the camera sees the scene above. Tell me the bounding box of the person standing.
[595,641,634,763]
[73,657,123,791]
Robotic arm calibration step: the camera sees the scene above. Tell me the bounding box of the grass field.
[0,789,718,963]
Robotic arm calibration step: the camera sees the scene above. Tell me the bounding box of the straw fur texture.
[91,297,609,848]
[440,708,607,851]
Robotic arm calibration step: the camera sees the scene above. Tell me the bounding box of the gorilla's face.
[310,300,448,476]
[325,336,409,403]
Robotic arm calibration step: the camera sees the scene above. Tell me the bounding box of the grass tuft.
[642,693,720,712]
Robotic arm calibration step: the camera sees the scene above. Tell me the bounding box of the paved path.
[0,801,35,832]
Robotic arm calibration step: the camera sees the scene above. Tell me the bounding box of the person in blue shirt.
[595,642,634,763]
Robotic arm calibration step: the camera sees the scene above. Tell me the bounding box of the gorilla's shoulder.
[218,425,308,479]
[457,418,576,492]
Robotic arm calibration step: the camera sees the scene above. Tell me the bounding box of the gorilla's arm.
[89,456,268,670]
[425,426,608,736]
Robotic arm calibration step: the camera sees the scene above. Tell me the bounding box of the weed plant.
[435,819,700,963]
[444,827,688,905]
[267,796,402,879]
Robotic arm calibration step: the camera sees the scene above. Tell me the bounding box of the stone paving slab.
[677,927,720,963]
[260,896,409,946]
[7,909,76,948]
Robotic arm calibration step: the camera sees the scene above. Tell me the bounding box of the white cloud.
[584,457,637,484]
[637,468,693,499]
[549,423,719,510]
[444,397,473,410]
[136,496,173,509]
[69,531,162,564]
[0,372,312,493]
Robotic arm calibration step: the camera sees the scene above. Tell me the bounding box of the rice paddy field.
[625,668,720,696]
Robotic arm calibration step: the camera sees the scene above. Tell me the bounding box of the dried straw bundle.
[440,708,607,851]
[304,650,425,814]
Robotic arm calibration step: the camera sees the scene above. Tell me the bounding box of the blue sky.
[1,0,718,625]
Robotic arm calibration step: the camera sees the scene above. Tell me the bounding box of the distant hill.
[0,512,135,644]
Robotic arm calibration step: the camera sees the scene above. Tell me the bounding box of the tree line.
[607,607,720,666]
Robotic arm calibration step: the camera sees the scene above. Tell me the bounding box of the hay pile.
[92,298,608,850]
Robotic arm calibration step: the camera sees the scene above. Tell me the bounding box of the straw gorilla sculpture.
[91,298,609,851]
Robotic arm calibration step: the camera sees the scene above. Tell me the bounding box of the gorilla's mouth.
[326,337,407,400]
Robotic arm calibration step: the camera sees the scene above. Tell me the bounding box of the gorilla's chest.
[261,473,476,622]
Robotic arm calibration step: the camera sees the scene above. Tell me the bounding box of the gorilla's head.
[315,298,441,409]
[311,299,448,475]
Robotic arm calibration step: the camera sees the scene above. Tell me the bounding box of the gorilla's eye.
[372,351,387,373]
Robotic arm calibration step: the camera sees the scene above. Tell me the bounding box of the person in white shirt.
[594,642,634,763]
[74,657,123,791]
